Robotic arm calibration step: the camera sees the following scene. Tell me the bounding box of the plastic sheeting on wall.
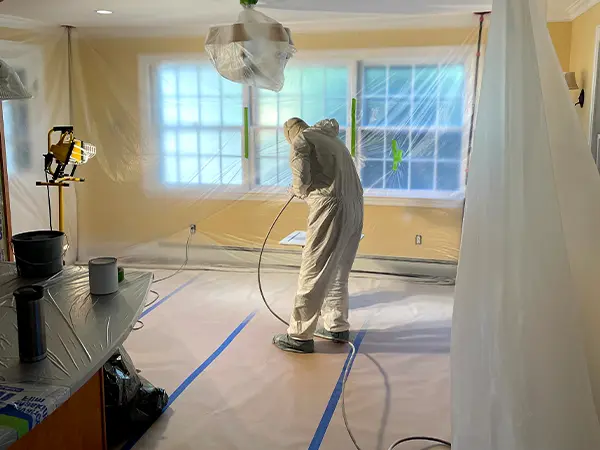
[65,21,481,274]
[0,13,484,275]
[0,27,73,262]
[452,0,600,447]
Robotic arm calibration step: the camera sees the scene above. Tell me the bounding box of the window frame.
[140,46,475,207]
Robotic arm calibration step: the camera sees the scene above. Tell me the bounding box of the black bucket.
[12,230,65,279]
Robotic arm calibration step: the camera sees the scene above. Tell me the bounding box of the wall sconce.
[565,72,585,108]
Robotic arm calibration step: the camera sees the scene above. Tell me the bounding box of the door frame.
[587,25,600,161]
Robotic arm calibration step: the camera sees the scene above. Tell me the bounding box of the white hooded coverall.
[284,118,364,341]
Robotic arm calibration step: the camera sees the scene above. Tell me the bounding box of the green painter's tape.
[351,98,357,157]
[391,140,403,171]
[244,107,249,159]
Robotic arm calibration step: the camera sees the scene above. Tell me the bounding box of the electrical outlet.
[190,224,197,235]
[415,235,423,245]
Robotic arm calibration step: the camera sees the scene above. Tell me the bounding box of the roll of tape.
[89,257,119,296]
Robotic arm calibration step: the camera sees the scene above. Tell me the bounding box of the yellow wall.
[72,23,572,262]
[571,4,600,137]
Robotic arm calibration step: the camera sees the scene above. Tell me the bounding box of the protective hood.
[311,119,340,138]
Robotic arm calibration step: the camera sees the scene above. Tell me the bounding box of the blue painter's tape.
[140,275,199,319]
[308,327,369,450]
[167,310,257,406]
[122,310,257,450]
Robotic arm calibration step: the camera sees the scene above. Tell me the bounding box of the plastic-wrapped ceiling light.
[0,58,31,100]
[205,0,296,92]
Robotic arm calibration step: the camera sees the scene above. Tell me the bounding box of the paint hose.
[258,196,451,450]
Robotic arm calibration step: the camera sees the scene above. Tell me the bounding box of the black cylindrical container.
[12,230,65,278]
[14,285,47,363]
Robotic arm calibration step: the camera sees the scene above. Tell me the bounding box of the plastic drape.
[1,12,482,278]
[452,0,600,448]
[0,28,74,262]
[56,19,477,277]
[0,264,152,446]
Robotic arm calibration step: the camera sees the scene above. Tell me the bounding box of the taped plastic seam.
[452,0,600,448]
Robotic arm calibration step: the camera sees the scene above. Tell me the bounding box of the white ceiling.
[0,0,591,36]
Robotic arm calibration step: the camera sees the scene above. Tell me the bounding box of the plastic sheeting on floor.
[122,269,453,450]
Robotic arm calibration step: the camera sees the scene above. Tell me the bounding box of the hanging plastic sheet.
[452,0,600,447]
[0,27,74,261]
[33,13,483,279]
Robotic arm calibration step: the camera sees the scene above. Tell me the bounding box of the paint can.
[89,257,119,296]
[14,285,47,363]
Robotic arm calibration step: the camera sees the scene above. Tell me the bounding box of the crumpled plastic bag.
[205,6,296,92]
[103,347,169,444]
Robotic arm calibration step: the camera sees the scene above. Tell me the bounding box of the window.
[359,64,466,196]
[253,66,349,186]
[3,70,33,173]
[156,63,244,186]
[147,49,471,202]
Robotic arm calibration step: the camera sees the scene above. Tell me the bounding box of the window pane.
[222,157,243,185]
[437,161,461,191]
[414,66,438,97]
[387,99,410,126]
[179,156,199,184]
[361,130,384,159]
[163,156,178,184]
[179,131,198,155]
[200,98,220,126]
[386,131,409,160]
[439,98,464,127]
[178,67,198,96]
[221,131,241,156]
[200,155,221,184]
[339,130,347,145]
[389,66,412,97]
[200,67,221,96]
[411,131,436,159]
[222,78,242,96]
[325,99,347,126]
[301,98,324,126]
[257,130,279,157]
[163,131,176,155]
[280,97,302,124]
[282,68,302,95]
[162,98,178,125]
[278,157,292,186]
[362,160,384,189]
[363,98,385,126]
[326,68,348,98]
[439,65,465,99]
[259,157,278,186]
[222,97,243,126]
[179,98,199,124]
[259,96,278,126]
[160,68,177,96]
[438,132,462,159]
[200,131,220,155]
[364,66,386,96]
[412,99,437,128]
[410,161,434,190]
[302,68,325,97]
[385,160,409,189]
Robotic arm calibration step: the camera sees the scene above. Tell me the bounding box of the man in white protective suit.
[273,117,364,354]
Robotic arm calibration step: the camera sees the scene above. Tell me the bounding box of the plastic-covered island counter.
[0,264,152,449]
